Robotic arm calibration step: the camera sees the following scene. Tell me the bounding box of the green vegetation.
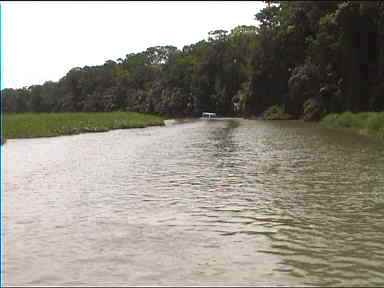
[321,112,384,139]
[2,2,384,121]
[261,105,294,120]
[3,112,165,139]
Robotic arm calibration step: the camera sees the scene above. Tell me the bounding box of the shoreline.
[3,111,383,143]
[320,112,384,141]
[2,112,165,142]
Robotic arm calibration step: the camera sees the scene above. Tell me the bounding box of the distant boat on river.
[200,112,217,120]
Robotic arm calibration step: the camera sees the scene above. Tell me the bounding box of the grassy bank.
[321,112,384,139]
[3,112,165,140]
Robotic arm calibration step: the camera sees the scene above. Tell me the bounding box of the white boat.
[200,112,217,120]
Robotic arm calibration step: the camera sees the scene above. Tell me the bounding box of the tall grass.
[3,112,165,140]
[321,112,384,139]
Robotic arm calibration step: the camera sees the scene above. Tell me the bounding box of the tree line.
[2,1,384,120]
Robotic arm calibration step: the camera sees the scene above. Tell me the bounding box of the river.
[3,118,384,286]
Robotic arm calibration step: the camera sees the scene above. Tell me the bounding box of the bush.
[303,97,324,121]
[286,61,321,117]
[321,111,384,139]
[262,105,295,120]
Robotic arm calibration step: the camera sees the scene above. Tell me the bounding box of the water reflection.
[3,119,384,286]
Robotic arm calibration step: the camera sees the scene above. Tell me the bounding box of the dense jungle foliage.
[2,1,384,120]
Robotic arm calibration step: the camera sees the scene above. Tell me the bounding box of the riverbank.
[260,105,295,120]
[3,112,165,140]
[321,112,384,140]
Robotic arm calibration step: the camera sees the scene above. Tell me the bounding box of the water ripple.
[3,119,384,286]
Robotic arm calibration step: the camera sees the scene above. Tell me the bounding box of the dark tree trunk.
[341,11,361,112]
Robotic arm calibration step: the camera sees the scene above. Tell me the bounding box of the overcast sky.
[2,1,265,89]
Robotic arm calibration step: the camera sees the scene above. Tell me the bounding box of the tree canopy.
[3,1,384,119]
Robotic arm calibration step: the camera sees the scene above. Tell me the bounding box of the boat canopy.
[202,112,217,118]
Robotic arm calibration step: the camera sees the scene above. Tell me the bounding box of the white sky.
[1,1,265,89]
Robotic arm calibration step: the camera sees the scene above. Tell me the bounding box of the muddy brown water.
[3,118,384,286]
